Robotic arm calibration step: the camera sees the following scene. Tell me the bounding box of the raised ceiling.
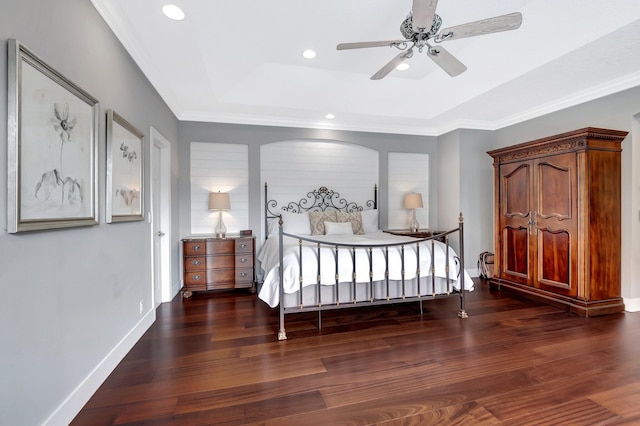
[91,0,640,136]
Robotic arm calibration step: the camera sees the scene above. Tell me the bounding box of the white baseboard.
[468,269,479,278]
[624,297,640,312]
[43,309,156,426]
[172,279,182,300]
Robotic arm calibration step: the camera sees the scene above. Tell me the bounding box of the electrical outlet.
[139,300,144,314]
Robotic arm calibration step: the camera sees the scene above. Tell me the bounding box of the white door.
[152,143,163,306]
[150,127,173,305]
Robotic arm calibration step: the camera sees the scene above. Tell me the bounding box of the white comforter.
[258,231,473,307]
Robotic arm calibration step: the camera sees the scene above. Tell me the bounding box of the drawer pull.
[239,243,247,249]
[192,274,202,281]
[240,258,247,263]
[240,272,247,277]
[191,259,202,266]
[192,245,201,251]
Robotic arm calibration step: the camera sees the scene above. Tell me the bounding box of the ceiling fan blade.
[427,45,467,77]
[412,0,438,33]
[337,40,408,50]
[438,12,522,41]
[371,51,412,80]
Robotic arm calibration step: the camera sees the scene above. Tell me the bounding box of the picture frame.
[7,39,99,233]
[106,110,145,223]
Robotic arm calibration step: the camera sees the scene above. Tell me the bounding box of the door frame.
[150,127,173,305]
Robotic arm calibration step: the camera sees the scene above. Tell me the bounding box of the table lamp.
[209,191,230,238]
[404,193,423,232]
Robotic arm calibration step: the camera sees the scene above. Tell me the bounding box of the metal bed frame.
[264,183,468,340]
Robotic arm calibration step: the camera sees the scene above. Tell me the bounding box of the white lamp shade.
[208,192,230,210]
[404,193,424,209]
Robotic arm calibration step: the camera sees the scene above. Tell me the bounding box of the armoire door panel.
[502,226,531,284]
[537,228,576,295]
[534,152,577,295]
[537,158,573,220]
[503,163,531,218]
[499,162,533,285]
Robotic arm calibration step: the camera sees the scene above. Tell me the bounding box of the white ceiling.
[91,0,640,136]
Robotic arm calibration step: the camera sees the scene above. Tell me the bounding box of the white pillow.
[361,209,379,233]
[309,210,337,235]
[281,211,311,235]
[336,211,364,235]
[324,221,354,235]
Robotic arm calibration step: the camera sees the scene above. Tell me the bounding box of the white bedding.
[258,231,474,307]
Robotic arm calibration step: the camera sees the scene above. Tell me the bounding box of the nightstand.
[181,235,255,298]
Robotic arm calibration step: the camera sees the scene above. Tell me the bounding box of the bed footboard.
[276,213,468,341]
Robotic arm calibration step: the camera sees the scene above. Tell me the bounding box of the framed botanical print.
[106,110,144,223]
[7,39,99,233]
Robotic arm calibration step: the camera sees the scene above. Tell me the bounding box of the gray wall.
[0,1,179,424]
[435,129,495,271]
[178,122,440,243]
[1,1,639,424]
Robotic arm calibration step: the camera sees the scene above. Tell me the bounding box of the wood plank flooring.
[72,280,640,425]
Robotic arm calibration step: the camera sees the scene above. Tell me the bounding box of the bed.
[258,184,473,340]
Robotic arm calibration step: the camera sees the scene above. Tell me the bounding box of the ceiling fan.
[336,0,522,80]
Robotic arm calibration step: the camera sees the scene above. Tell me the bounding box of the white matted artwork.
[106,110,144,222]
[7,39,99,233]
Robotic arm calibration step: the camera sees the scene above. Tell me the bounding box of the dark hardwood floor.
[72,280,640,425]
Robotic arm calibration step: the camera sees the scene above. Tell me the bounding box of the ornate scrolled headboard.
[264,183,377,239]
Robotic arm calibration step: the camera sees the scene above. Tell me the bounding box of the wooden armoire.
[487,127,628,316]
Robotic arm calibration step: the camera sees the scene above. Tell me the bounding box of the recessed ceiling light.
[396,63,410,71]
[162,4,185,21]
[325,113,335,119]
[302,49,317,59]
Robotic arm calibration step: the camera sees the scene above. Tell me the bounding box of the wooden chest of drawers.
[182,236,255,297]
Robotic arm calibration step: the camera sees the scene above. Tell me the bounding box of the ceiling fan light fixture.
[302,49,317,59]
[396,63,410,71]
[162,4,185,21]
[325,113,335,119]
[337,0,523,80]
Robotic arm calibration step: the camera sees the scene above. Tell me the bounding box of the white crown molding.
[438,71,640,135]
[180,72,640,137]
[436,120,497,135]
[179,110,441,136]
[90,0,183,117]
[493,71,640,131]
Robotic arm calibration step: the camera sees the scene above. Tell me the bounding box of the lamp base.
[215,210,227,238]
[408,209,420,232]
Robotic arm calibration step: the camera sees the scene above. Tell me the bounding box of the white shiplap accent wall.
[190,142,249,234]
[261,141,378,233]
[388,153,429,230]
